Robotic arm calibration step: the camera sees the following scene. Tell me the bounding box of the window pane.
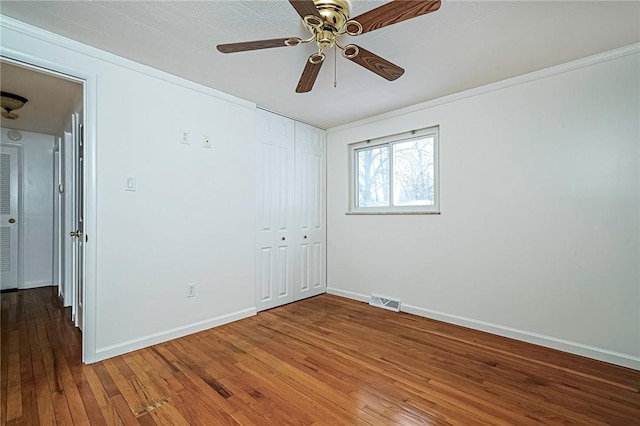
[392,137,434,206]
[357,146,389,207]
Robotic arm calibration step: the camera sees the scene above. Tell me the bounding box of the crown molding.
[328,43,640,134]
[0,14,256,110]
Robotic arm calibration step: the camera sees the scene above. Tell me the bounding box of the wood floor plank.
[5,331,22,422]
[28,318,56,425]
[34,304,75,425]
[110,394,141,426]
[179,326,368,425]
[0,299,10,425]
[84,364,125,426]
[139,349,184,395]
[230,339,390,424]
[145,401,190,426]
[102,357,153,419]
[166,334,331,425]
[3,288,640,425]
[228,319,444,424]
[135,412,157,426]
[153,343,241,425]
[50,343,91,425]
[19,317,40,425]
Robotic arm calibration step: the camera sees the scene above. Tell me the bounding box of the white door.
[70,115,84,330]
[63,131,73,308]
[1,146,19,290]
[55,137,67,302]
[294,122,326,300]
[53,144,60,297]
[255,110,295,311]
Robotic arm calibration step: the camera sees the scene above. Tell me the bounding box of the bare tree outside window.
[393,137,435,206]
[350,127,439,214]
[357,146,389,207]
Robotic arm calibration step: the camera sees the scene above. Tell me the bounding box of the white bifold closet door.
[293,121,326,301]
[256,110,296,311]
[255,110,326,312]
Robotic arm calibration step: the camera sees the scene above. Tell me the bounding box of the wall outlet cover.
[203,135,212,149]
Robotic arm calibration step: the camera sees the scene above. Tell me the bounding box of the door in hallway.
[1,145,19,290]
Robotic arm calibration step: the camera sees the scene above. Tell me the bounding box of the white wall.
[326,49,640,368]
[1,17,257,361]
[2,129,55,289]
[96,68,256,353]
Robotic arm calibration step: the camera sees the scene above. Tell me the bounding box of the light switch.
[125,175,136,191]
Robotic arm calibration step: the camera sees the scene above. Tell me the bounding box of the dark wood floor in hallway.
[2,287,640,425]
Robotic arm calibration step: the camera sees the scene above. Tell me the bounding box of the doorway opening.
[1,59,86,355]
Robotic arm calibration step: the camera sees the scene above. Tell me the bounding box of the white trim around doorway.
[0,50,98,364]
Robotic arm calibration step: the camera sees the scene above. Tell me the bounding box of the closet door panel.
[256,110,295,311]
[294,121,326,301]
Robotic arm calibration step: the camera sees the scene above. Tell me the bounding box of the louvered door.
[0,146,19,290]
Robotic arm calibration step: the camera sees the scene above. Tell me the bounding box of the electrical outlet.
[180,130,190,145]
[186,283,196,298]
[203,135,212,149]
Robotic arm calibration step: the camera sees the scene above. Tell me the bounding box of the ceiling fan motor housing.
[303,0,352,51]
[306,0,351,33]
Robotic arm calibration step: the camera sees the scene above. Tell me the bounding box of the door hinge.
[85,234,88,243]
[79,124,84,146]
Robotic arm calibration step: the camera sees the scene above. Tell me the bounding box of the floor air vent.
[369,294,401,312]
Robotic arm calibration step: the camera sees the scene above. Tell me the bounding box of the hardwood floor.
[2,287,639,425]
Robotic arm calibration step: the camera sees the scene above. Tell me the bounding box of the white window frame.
[348,126,440,215]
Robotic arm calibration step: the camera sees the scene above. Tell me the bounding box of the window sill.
[345,211,441,215]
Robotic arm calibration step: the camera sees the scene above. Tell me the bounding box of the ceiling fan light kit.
[217,0,441,93]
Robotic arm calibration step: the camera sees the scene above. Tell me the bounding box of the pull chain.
[334,47,337,88]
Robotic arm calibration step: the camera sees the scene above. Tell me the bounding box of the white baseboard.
[94,307,256,362]
[326,287,370,303]
[21,280,53,289]
[327,287,640,370]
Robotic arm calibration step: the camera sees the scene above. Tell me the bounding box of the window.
[349,126,439,214]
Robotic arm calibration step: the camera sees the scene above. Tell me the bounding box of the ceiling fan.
[216,0,441,93]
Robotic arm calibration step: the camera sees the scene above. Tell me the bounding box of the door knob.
[303,235,308,239]
[70,231,80,237]
[281,237,286,241]
[8,218,16,224]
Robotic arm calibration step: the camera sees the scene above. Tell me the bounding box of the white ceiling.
[1,61,82,135]
[1,1,638,129]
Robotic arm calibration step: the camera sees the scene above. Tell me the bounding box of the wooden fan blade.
[217,38,298,53]
[296,57,324,93]
[345,46,404,81]
[350,0,441,34]
[289,0,322,19]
